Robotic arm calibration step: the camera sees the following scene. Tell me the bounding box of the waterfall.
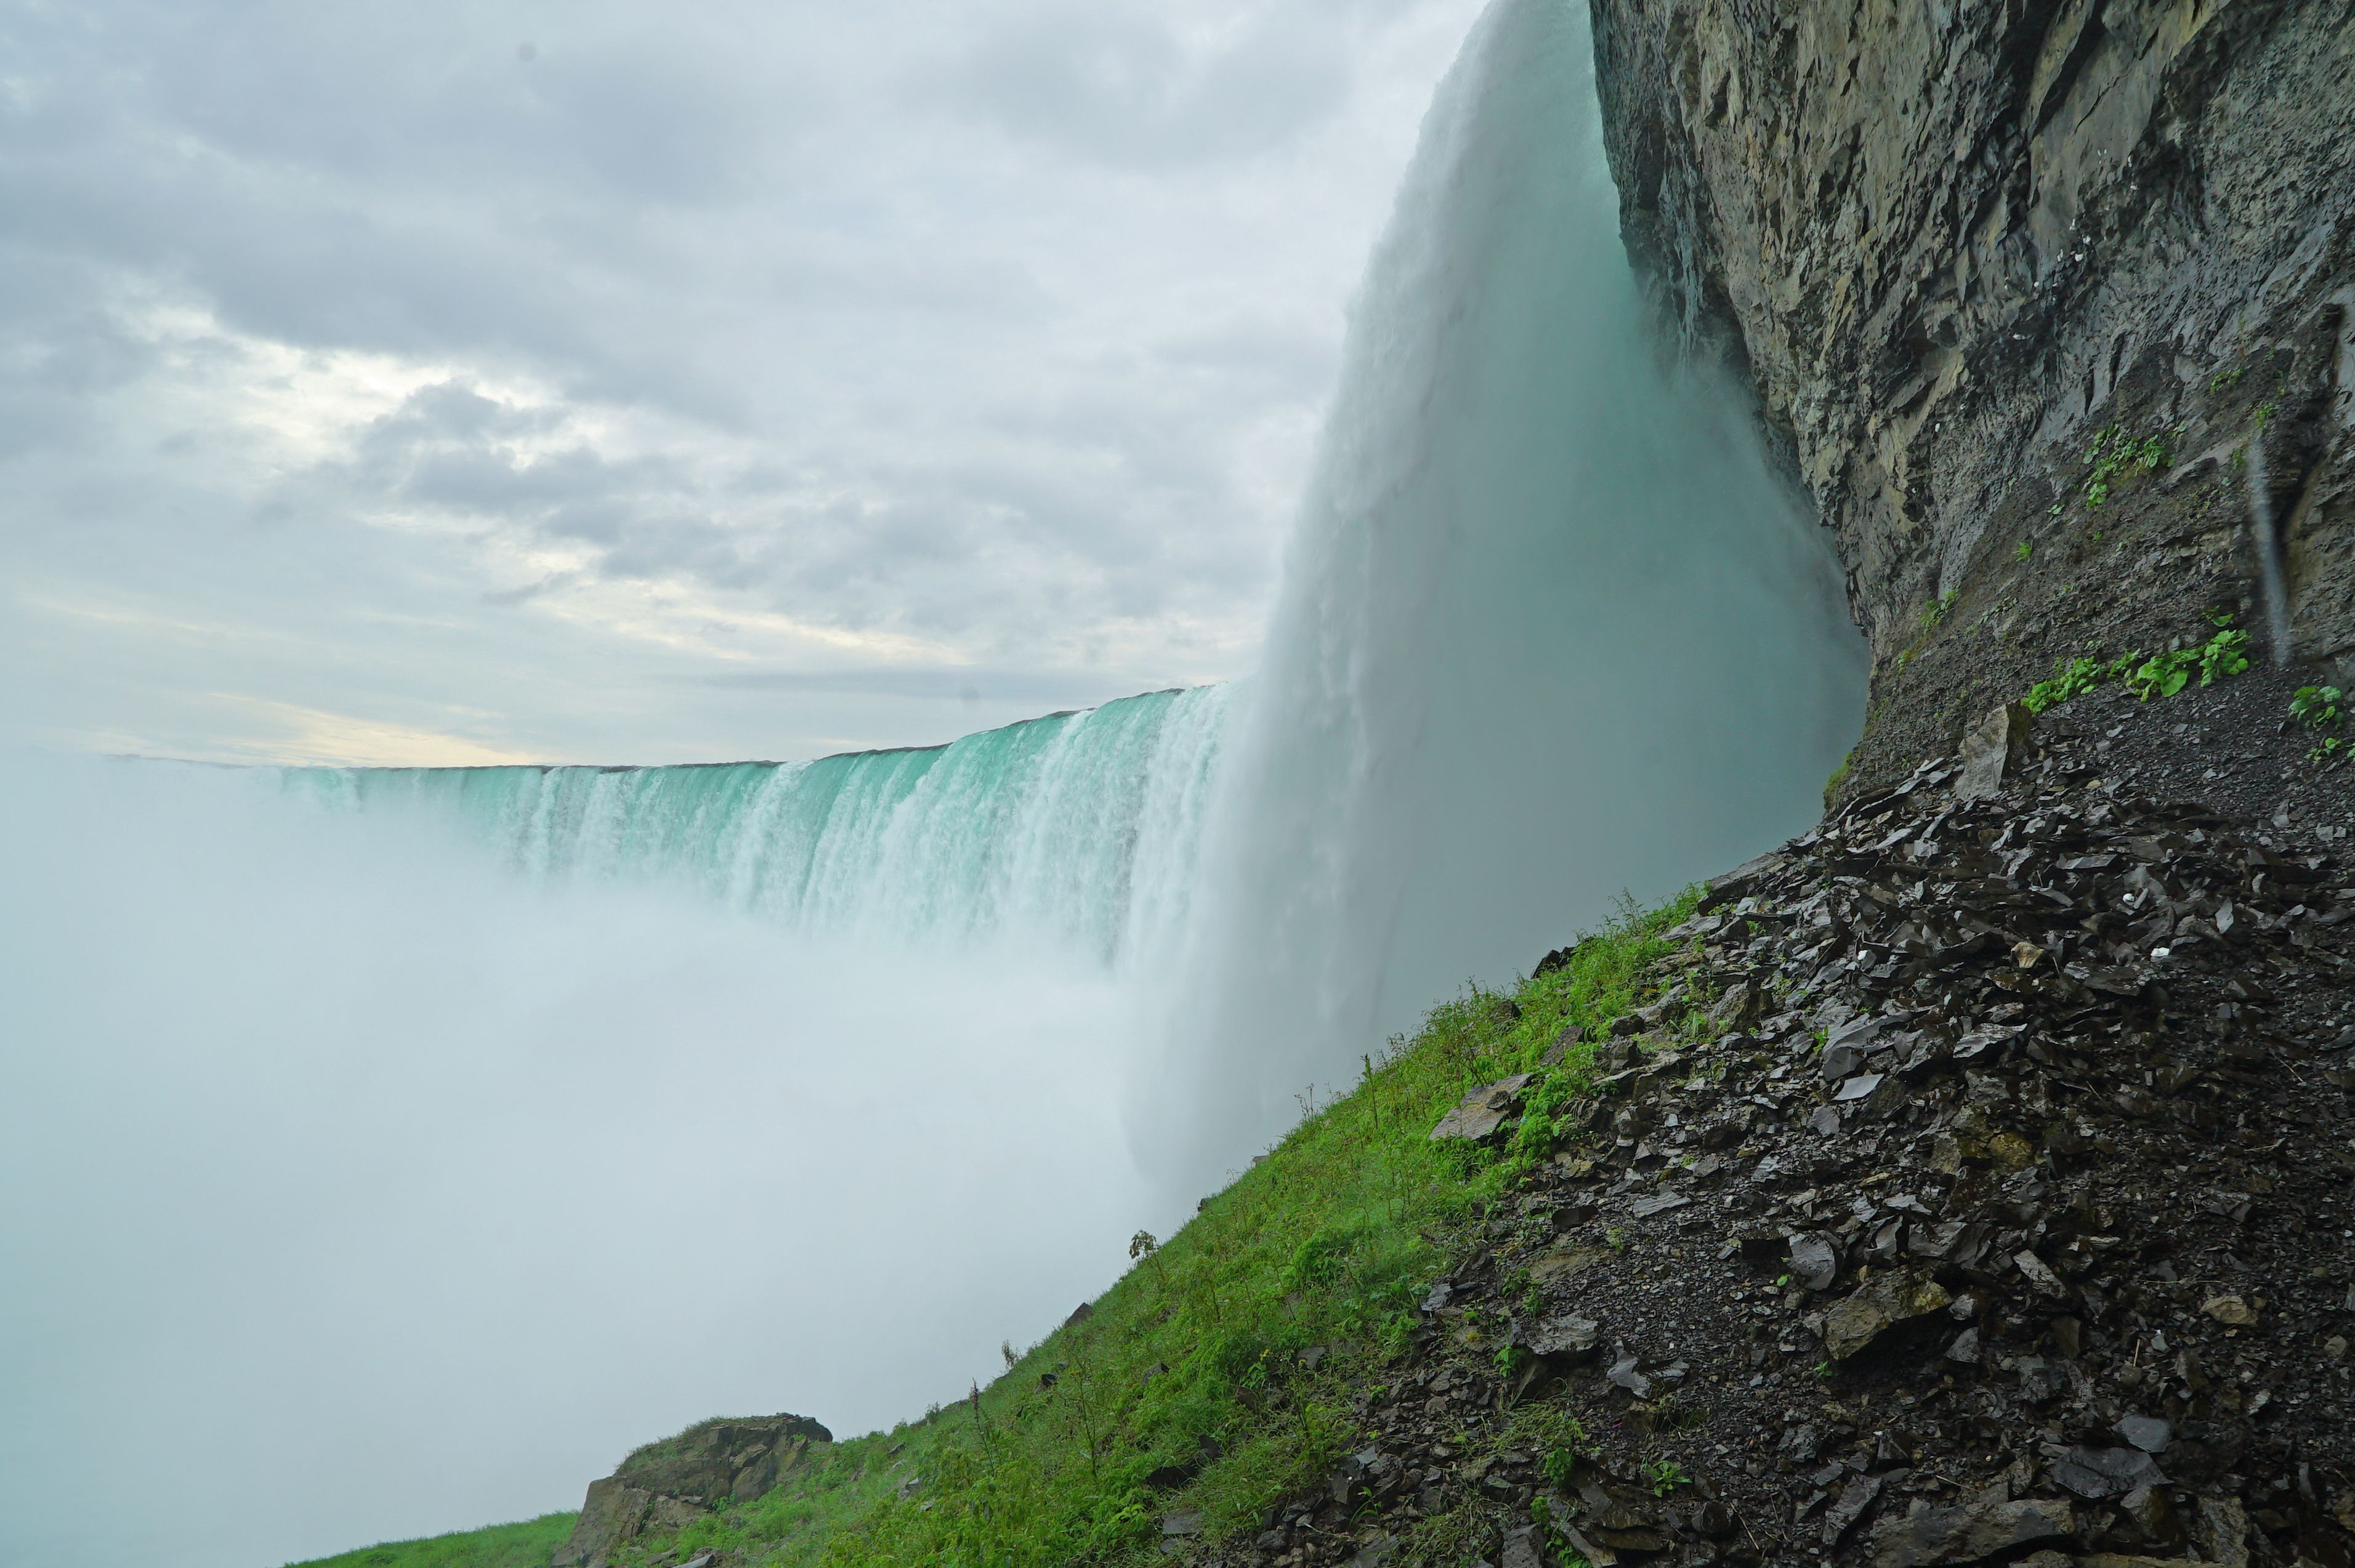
[0,6,1870,1562]
[280,683,1232,971]
[1147,0,1864,1173]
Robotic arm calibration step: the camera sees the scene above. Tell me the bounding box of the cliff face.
[1588,0,2355,797]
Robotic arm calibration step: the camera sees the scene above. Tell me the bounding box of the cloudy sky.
[0,0,1486,766]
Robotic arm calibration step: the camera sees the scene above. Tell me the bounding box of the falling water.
[279,683,1230,969]
[2245,432,2294,666]
[1147,0,1865,1176]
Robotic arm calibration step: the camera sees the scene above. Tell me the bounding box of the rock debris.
[1210,714,2355,1568]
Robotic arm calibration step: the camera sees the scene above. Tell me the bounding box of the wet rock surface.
[1586,0,2355,802]
[1206,716,2355,1568]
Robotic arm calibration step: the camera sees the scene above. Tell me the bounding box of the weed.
[1923,588,1959,624]
[1545,1445,1582,1490]
[2026,629,2247,713]
[2211,367,2244,390]
[1402,1502,1497,1567]
[2316,737,2348,764]
[1644,1459,1691,1497]
[2255,401,2278,429]
[2025,655,2111,713]
[2015,540,2033,562]
[2082,424,2171,509]
[2291,685,2343,731]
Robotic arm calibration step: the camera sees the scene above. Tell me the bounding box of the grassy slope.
[304,891,1703,1568]
[283,1514,578,1568]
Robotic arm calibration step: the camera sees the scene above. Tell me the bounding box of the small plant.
[1923,588,1959,624]
[1544,1445,1583,1490]
[2024,653,2130,713]
[2211,367,2244,390]
[2127,649,2194,700]
[2197,628,2252,685]
[2291,685,2343,731]
[1529,1494,1589,1567]
[2255,400,2278,429]
[2015,540,2034,562]
[1604,1226,1627,1251]
[2082,424,2171,509]
[1644,1459,1691,1497]
[2316,737,2348,764]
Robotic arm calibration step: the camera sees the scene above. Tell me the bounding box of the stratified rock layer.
[1587,0,2355,798]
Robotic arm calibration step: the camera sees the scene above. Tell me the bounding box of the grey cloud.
[935,4,1350,166]
[2,0,1484,774]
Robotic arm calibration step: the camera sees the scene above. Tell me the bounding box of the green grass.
[328,893,1704,1568]
[281,1513,577,1568]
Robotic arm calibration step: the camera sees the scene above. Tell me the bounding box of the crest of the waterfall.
[1142,0,1864,1181]
[282,683,1234,971]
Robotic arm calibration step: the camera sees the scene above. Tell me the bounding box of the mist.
[0,751,1182,1568]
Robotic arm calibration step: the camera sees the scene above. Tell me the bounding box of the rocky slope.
[1209,697,2355,1568]
[1586,0,2355,800]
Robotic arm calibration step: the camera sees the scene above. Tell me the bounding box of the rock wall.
[1587,0,2355,799]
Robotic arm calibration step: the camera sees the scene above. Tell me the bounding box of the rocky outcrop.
[550,1412,831,1568]
[1588,0,2355,799]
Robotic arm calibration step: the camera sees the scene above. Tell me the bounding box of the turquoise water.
[279,683,1232,968]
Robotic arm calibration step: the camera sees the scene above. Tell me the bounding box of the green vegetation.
[2291,685,2342,730]
[1923,588,1958,624]
[2293,685,2345,762]
[1822,746,1854,808]
[2210,367,2244,391]
[1642,1458,1691,1498]
[2126,629,2250,700]
[360,895,1706,1568]
[282,1514,578,1568]
[2022,624,2250,714]
[2023,653,2136,713]
[2080,423,2171,510]
[2014,540,2033,563]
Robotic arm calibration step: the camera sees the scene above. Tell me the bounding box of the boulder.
[551,1412,833,1568]
[1822,1269,1952,1360]
[1867,1495,2074,1568]
[1429,1073,1535,1142]
[1957,705,2034,801]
